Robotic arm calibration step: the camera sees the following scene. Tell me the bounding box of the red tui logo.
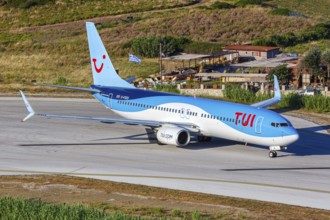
[92,55,106,73]
[235,112,256,127]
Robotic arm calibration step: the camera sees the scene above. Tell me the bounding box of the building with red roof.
[223,45,280,60]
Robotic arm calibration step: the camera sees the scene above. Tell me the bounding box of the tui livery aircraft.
[20,22,299,158]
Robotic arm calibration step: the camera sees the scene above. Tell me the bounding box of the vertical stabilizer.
[86,22,133,88]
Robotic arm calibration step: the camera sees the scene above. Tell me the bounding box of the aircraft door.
[180,108,185,118]
[186,109,191,119]
[255,116,264,134]
[108,93,113,109]
[180,108,191,119]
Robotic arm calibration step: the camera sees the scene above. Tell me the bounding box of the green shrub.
[183,41,223,54]
[171,208,182,217]
[223,83,261,103]
[209,1,235,9]
[253,22,330,47]
[153,84,180,94]
[127,36,191,58]
[302,95,330,113]
[4,0,55,9]
[55,76,68,85]
[235,0,262,7]
[277,93,303,109]
[191,210,202,220]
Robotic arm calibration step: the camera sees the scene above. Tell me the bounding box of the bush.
[277,93,303,109]
[127,36,191,58]
[209,1,235,9]
[223,83,260,103]
[55,76,68,85]
[235,0,262,7]
[302,95,330,113]
[153,84,180,94]
[4,0,54,9]
[183,41,223,54]
[253,22,330,47]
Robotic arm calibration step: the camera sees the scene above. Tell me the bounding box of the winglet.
[250,75,282,109]
[273,75,281,101]
[20,90,35,122]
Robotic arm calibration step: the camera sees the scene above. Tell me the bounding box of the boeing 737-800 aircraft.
[20,22,299,158]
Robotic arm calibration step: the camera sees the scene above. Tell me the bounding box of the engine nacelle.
[156,127,190,147]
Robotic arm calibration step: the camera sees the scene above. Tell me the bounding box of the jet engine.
[156,127,190,147]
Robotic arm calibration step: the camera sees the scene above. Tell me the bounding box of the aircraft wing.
[250,75,281,109]
[19,91,200,133]
[40,84,101,93]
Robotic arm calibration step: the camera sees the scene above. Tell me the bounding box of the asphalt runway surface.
[1,97,330,210]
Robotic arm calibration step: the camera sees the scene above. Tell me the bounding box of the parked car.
[300,89,315,96]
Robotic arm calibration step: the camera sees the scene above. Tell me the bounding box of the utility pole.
[159,43,162,84]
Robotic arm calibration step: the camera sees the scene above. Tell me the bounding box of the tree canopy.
[298,47,326,85]
[127,36,191,58]
[322,49,330,78]
[267,64,292,85]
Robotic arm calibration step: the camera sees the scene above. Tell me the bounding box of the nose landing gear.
[269,151,277,158]
[268,146,287,158]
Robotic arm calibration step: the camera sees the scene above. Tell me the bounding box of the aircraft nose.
[284,127,299,144]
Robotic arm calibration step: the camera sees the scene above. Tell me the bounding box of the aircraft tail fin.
[86,22,133,88]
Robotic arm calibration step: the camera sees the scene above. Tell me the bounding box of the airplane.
[20,22,299,158]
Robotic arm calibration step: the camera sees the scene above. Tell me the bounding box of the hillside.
[268,0,330,22]
[0,0,329,92]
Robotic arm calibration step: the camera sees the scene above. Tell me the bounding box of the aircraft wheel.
[156,139,166,145]
[269,151,277,158]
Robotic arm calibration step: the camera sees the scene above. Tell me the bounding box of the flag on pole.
[129,54,141,64]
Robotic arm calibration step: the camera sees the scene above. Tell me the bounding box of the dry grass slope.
[0,0,324,93]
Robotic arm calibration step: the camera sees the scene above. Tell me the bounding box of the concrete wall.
[237,49,280,60]
[179,86,329,97]
[180,89,224,97]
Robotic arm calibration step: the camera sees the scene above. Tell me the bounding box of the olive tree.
[267,64,292,86]
[322,49,330,80]
[298,47,325,85]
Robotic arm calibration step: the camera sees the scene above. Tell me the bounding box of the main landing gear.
[197,135,212,142]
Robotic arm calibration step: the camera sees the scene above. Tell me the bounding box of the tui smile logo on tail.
[92,55,106,73]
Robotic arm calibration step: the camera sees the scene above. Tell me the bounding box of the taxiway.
[1,97,330,209]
